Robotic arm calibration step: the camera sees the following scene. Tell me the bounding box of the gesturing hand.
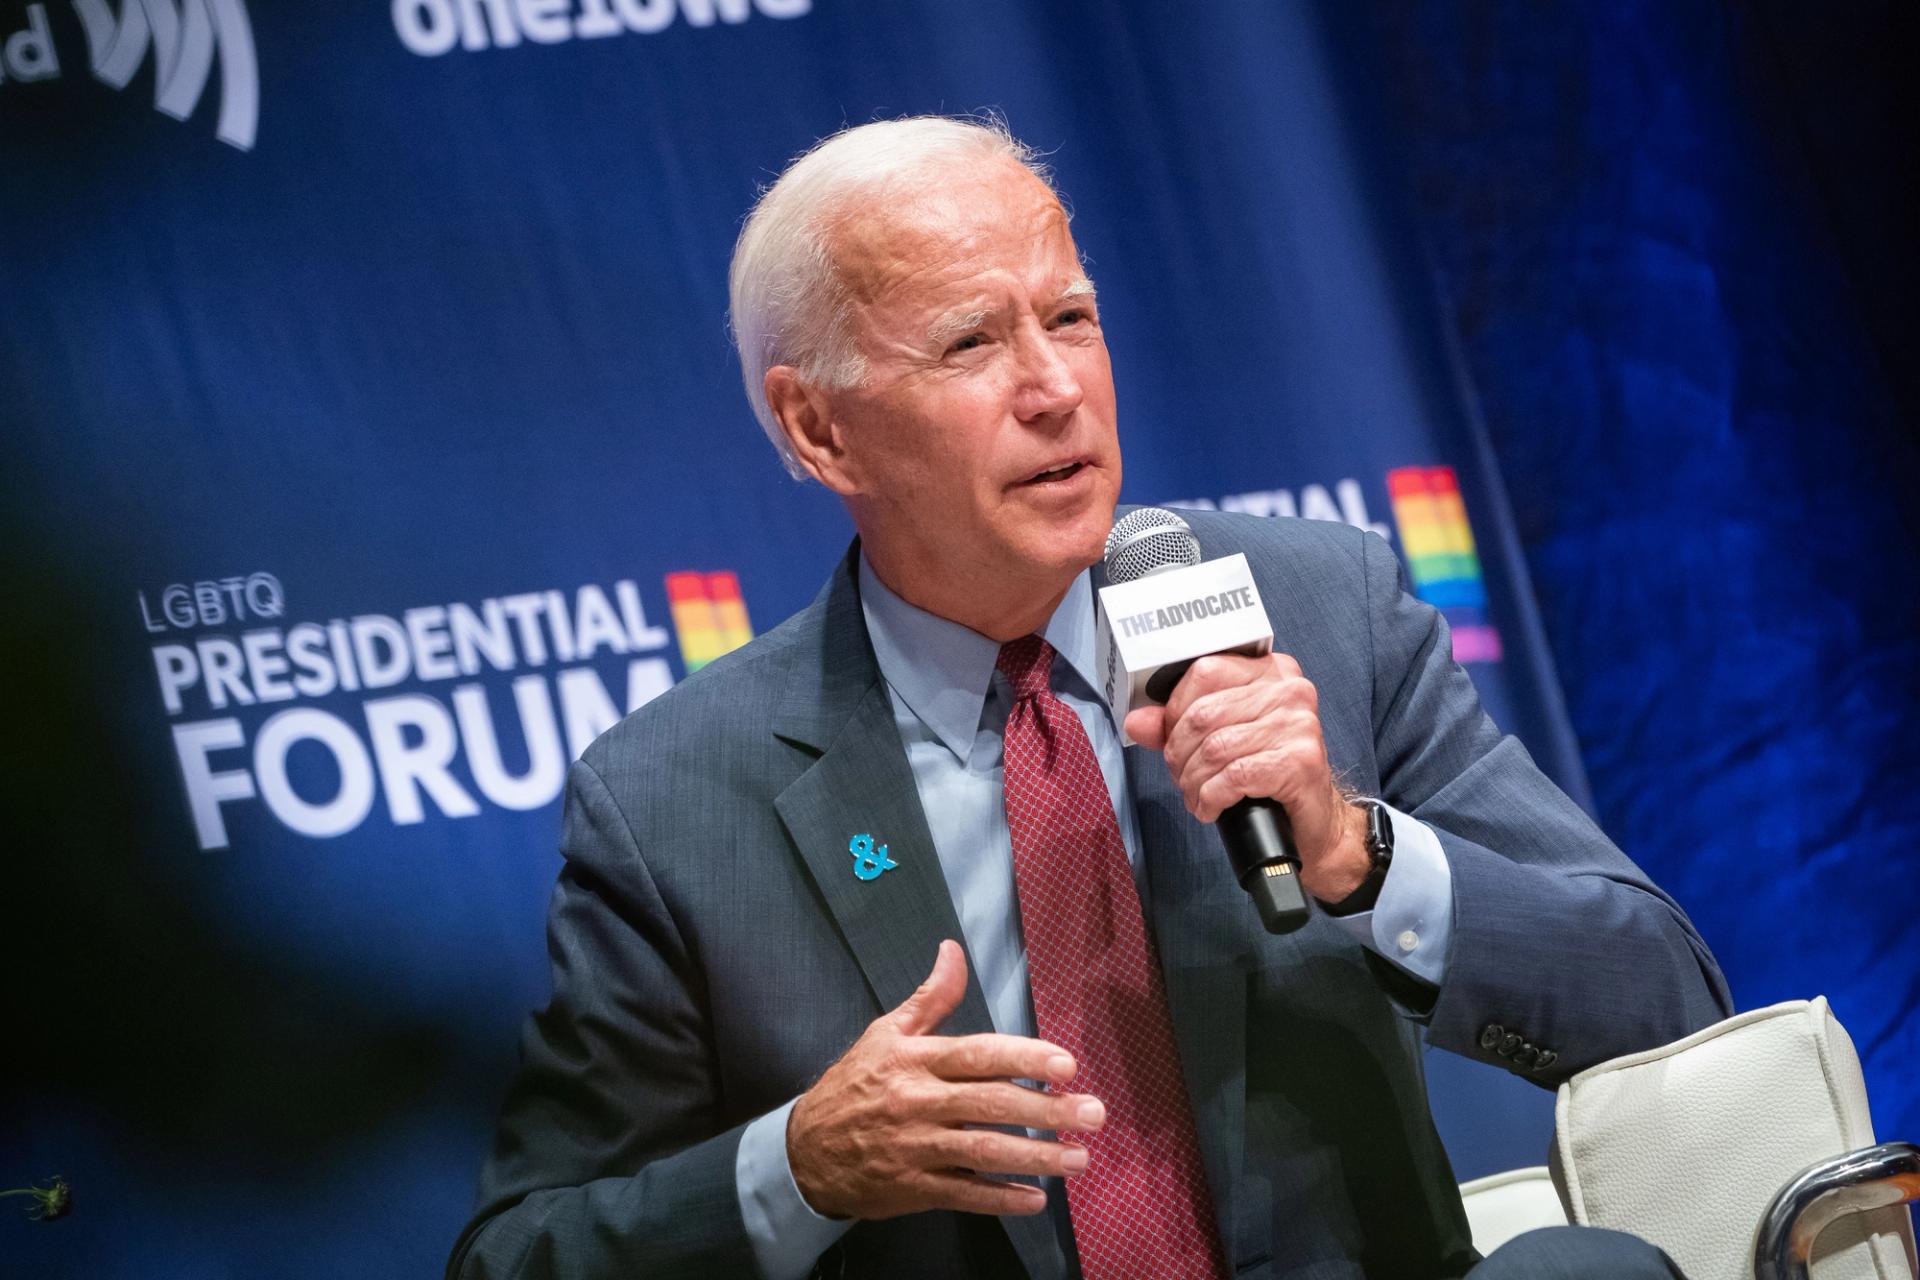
[1124,652,1369,905]
[786,939,1106,1220]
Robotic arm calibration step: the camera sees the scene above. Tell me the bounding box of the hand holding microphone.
[1098,509,1373,932]
[1122,653,1370,907]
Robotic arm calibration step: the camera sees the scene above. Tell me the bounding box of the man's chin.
[1017,519,1113,580]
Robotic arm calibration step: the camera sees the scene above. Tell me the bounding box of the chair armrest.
[1755,1142,1920,1280]
[1551,998,1914,1280]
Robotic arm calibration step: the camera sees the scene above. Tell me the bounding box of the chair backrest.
[1549,997,1916,1280]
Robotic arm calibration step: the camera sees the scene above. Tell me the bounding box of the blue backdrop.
[1360,0,1918,1146]
[2,2,1910,1276]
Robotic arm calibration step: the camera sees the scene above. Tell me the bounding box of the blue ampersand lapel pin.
[849,833,897,881]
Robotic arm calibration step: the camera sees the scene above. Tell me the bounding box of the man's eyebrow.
[1058,277,1098,305]
[923,278,1099,348]
[926,306,991,348]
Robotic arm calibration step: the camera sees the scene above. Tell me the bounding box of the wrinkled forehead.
[824,161,1076,309]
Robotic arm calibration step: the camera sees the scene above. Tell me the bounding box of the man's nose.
[1011,324,1085,422]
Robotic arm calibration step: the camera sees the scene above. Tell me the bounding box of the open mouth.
[1020,460,1087,486]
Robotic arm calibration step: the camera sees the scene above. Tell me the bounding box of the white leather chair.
[1457,998,1917,1279]
[1457,1165,1567,1252]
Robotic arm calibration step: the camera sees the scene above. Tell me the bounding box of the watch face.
[1364,801,1393,861]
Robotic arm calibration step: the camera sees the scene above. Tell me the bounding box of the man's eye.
[947,333,985,354]
[1054,309,1090,326]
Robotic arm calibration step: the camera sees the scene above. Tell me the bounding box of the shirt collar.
[858,551,1109,764]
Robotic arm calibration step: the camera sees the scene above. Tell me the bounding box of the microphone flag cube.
[1096,553,1273,745]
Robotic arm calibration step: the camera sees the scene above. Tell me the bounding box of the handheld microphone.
[1098,508,1312,935]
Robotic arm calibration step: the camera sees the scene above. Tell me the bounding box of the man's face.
[802,159,1122,626]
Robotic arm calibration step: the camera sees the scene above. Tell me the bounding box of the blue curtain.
[2,3,1911,1274]
[1363,0,1919,1140]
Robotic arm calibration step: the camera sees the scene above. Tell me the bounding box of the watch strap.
[1323,797,1394,916]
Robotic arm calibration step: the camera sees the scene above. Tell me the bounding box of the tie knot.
[996,635,1056,700]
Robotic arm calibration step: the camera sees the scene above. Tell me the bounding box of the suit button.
[1533,1049,1557,1071]
[1511,1043,1538,1068]
[1479,1023,1505,1051]
[1498,1033,1522,1057]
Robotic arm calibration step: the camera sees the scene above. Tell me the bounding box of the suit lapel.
[775,679,990,1025]
[770,548,1062,1279]
[772,547,995,1030]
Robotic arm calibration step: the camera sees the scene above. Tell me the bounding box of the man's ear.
[766,366,861,495]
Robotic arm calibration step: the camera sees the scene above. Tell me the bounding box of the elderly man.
[449,117,1730,1280]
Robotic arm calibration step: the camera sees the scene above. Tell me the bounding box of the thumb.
[890,939,967,1036]
[1125,704,1169,750]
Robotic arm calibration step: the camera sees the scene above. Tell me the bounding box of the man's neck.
[859,547,1078,643]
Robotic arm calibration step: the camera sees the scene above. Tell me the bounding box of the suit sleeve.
[1358,529,1732,1084]
[446,758,761,1280]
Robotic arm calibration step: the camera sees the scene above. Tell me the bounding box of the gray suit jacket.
[449,511,1731,1280]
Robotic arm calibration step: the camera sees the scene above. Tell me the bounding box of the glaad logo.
[0,0,258,150]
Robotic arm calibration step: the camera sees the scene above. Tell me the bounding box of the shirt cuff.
[736,1097,853,1280]
[1325,801,1453,987]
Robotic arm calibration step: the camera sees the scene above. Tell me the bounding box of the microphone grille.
[1104,507,1202,584]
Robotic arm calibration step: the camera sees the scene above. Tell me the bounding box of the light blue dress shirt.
[735,557,1457,1280]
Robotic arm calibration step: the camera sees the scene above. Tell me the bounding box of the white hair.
[727,115,1058,479]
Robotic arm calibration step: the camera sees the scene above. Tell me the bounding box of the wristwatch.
[1325,796,1394,916]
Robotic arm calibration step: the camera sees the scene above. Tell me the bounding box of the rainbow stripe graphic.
[665,571,755,672]
[1385,466,1504,664]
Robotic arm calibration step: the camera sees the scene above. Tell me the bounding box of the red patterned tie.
[996,635,1227,1280]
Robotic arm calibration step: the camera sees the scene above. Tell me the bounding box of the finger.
[1162,661,1313,767]
[1162,679,1301,780]
[1192,744,1319,823]
[912,1171,1049,1217]
[933,1128,1095,1180]
[1123,704,1169,750]
[1173,705,1322,807]
[1161,653,1268,727]
[891,939,968,1037]
[928,1082,1106,1133]
[916,1032,1077,1085]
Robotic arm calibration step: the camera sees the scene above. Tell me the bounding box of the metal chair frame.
[1754,1142,1919,1280]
